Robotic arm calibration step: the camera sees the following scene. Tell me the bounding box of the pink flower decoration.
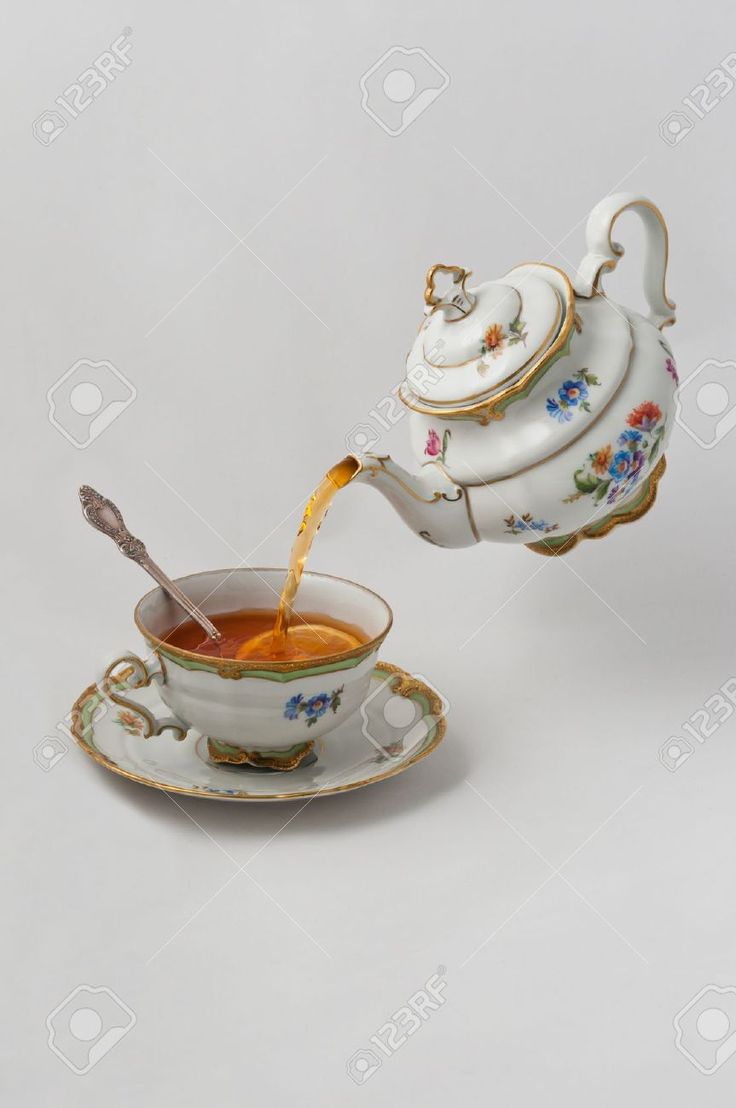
[424,429,442,457]
[665,357,679,385]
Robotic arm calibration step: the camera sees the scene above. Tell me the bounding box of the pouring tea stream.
[188,191,680,639]
[80,193,679,664]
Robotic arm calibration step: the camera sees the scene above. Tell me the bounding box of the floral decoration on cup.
[284,687,344,727]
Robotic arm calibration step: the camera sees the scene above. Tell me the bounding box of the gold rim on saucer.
[70,661,447,802]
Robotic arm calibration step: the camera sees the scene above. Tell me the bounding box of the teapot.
[351,193,678,555]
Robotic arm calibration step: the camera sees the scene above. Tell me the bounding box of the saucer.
[70,662,446,802]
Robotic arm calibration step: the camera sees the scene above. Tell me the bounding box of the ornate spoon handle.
[78,485,223,643]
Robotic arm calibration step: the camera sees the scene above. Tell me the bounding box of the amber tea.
[272,455,361,647]
[164,455,363,662]
[164,607,367,662]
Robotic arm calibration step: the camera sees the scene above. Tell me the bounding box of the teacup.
[101,567,393,770]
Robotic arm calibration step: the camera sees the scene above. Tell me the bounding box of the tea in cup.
[102,567,393,770]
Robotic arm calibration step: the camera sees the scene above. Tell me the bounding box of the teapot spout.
[350,453,478,549]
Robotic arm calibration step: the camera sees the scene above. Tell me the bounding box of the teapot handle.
[573,193,676,330]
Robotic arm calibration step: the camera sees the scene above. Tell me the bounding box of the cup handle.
[102,653,188,741]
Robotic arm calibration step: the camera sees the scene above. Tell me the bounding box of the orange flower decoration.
[483,323,506,357]
[627,401,662,430]
[592,445,613,474]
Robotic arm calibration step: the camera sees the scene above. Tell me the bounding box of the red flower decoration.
[627,402,662,431]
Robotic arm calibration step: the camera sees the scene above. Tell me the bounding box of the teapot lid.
[400,262,575,421]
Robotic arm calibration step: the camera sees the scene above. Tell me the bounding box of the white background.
[5,0,736,1102]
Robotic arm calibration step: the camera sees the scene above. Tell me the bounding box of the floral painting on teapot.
[563,400,667,509]
[352,193,681,554]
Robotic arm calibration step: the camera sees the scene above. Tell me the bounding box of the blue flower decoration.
[513,516,543,531]
[608,450,632,480]
[617,429,643,447]
[559,380,588,406]
[283,685,343,726]
[284,694,303,720]
[304,693,330,719]
[504,514,558,535]
[546,397,572,422]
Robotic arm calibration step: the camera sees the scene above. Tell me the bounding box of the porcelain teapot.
[352,193,678,554]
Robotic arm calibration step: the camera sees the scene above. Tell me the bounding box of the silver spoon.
[78,485,223,643]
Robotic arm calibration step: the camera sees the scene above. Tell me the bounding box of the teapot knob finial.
[424,264,475,318]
